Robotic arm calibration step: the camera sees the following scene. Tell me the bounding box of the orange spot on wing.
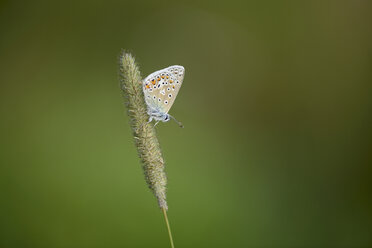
[169,80,173,83]
[161,75,165,79]
[151,79,156,85]
[146,85,150,89]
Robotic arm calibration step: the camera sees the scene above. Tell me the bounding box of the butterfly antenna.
[154,121,160,127]
[169,115,184,128]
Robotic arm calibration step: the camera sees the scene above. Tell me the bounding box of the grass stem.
[162,207,175,248]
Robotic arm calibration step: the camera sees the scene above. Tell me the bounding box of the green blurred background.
[1,0,371,247]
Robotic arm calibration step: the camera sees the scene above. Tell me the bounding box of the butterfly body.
[142,65,185,126]
[147,108,170,123]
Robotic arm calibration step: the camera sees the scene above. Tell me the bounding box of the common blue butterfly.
[142,65,185,127]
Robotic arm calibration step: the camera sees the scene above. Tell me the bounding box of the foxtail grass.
[118,50,174,248]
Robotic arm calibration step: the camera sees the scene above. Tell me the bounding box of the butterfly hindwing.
[142,65,184,114]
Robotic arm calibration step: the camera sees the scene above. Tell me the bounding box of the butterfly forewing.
[142,65,184,114]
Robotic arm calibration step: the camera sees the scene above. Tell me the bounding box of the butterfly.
[142,65,185,127]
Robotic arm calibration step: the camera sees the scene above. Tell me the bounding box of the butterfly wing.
[142,65,185,114]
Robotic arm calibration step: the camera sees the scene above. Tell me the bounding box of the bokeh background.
[1,0,371,247]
